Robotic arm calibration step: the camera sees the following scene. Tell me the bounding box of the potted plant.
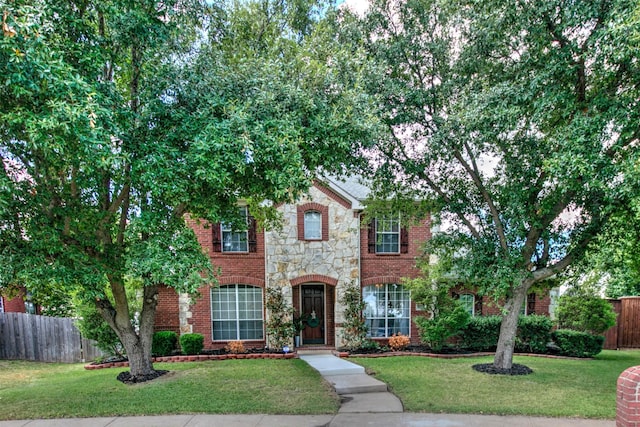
[293,312,307,348]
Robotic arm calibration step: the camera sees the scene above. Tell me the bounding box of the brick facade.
[154,178,552,350]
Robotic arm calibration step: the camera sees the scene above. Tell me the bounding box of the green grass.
[0,359,340,420]
[353,350,640,419]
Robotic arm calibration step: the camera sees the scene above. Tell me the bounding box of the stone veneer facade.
[265,185,361,348]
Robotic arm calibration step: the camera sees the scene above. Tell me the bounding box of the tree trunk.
[493,282,531,370]
[98,276,159,379]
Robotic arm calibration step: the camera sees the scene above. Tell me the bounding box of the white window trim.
[211,284,264,341]
[303,210,322,240]
[363,283,411,338]
[375,215,401,254]
[221,207,249,253]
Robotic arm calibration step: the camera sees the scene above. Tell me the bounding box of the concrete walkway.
[298,351,403,413]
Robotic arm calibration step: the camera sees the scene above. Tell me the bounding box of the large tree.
[344,0,640,370]
[0,0,375,380]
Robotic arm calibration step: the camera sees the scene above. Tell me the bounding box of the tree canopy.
[0,0,376,379]
[340,0,640,369]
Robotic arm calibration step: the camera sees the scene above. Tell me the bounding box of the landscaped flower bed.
[85,352,296,369]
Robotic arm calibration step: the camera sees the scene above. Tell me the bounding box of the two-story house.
[154,175,550,350]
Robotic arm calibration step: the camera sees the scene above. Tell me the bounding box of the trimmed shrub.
[180,333,204,355]
[552,329,605,358]
[515,315,553,353]
[556,295,616,335]
[459,316,502,351]
[459,315,553,353]
[152,331,178,356]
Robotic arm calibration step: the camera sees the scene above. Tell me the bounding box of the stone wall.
[266,185,360,347]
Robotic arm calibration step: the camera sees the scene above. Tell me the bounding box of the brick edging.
[84,353,297,369]
[339,351,589,361]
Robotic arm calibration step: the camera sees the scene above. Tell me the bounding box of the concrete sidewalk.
[0,413,616,427]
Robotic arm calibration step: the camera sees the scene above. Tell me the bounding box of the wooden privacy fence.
[0,313,104,363]
[604,297,640,350]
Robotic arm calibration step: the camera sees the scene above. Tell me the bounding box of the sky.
[337,0,370,15]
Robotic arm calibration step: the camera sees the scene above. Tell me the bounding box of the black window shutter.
[248,216,257,252]
[367,220,376,253]
[400,227,409,253]
[212,223,222,252]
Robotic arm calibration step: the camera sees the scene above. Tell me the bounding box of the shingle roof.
[321,174,371,210]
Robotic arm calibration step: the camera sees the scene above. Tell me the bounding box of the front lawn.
[0,359,340,420]
[353,350,640,419]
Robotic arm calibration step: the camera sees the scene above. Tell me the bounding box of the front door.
[301,284,325,345]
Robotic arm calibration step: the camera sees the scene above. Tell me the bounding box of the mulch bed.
[116,369,169,384]
[472,363,534,376]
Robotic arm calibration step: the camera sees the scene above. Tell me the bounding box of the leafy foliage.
[407,277,470,352]
[515,315,553,354]
[556,295,617,335]
[75,303,124,357]
[338,281,369,351]
[152,331,178,357]
[459,315,553,353]
[388,334,410,351]
[179,333,204,355]
[336,0,640,369]
[265,287,296,351]
[552,330,605,358]
[458,316,503,352]
[0,0,377,377]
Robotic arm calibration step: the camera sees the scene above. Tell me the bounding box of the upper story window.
[297,203,328,241]
[367,215,409,254]
[221,207,249,252]
[213,207,258,253]
[304,211,322,240]
[375,215,400,253]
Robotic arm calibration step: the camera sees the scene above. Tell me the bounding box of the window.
[521,293,536,315]
[304,211,322,240]
[367,215,408,254]
[459,294,475,316]
[363,283,411,337]
[211,285,264,341]
[221,207,248,252]
[297,203,328,241]
[375,216,400,253]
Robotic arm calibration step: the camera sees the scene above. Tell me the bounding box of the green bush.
[75,303,125,357]
[515,315,553,353]
[552,329,605,358]
[459,315,553,353]
[556,296,616,334]
[152,331,178,356]
[458,316,502,351]
[180,333,204,355]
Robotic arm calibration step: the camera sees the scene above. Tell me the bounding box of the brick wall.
[185,216,267,350]
[618,366,640,426]
[155,285,180,335]
[360,215,432,344]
